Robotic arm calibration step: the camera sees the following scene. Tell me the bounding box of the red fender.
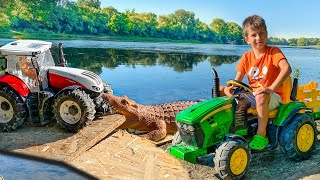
[49,72,86,89]
[0,74,30,97]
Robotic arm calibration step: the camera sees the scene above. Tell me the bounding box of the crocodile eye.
[121,99,128,105]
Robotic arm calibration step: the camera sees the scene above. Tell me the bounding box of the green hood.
[176,96,234,124]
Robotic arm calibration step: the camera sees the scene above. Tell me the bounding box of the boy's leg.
[255,93,271,137]
[269,93,283,110]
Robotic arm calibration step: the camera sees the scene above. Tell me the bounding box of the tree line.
[0,0,318,46]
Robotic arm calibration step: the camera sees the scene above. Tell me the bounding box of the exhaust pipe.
[290,77,298,101]
[211,68,220,98]
[58,43,67,67]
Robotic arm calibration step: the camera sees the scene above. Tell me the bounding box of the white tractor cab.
[0,40,113,132]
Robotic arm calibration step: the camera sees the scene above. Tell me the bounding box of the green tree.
[77,0,100,9]
[226,22,243,44]
[297,38,308,46]
[210,18,227,43]
[288,38,298,46]
[125,9,157,37]
[0,0,15,31]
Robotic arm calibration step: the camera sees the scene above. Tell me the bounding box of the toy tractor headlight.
[92,86,101,91]
[187,125,195,132]
[177,122,204,147]
[177,121,194,132]
[176,121,182,128]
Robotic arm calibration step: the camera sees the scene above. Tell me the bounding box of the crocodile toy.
[102,93,198,141]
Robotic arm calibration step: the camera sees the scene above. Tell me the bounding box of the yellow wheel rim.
[297,124,314,152]
[230,148,248,175]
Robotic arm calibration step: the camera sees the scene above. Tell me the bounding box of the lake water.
[0,39,319,178]
[54,40,320,104]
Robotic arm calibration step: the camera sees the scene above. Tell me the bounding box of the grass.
[0,31,207,44]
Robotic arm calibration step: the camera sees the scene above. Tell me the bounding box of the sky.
[102,0,320,39]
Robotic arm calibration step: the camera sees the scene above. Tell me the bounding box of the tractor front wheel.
[280,114,317,161]
[214,139,250,180]
[0,84,27,131]
[53,89,95,132]
[94,94,114,116]
[94,81,114,116]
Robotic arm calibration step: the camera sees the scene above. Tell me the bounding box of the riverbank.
[2,31,320,50]
[0,31,206,44]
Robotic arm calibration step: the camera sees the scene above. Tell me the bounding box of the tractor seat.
[246,76,292,119]
[247,108,278,118]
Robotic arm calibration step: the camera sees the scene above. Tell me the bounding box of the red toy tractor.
[0,40,112,132]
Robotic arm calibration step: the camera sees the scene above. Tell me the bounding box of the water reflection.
[209,55,240,67]
[52,48,239,74]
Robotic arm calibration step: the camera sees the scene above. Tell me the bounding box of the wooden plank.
[1,114,125,162]
[144,153,155,180]
[69,130,190,180]
[153,134,174,146]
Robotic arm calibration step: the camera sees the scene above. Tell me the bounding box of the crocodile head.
[102,93,140,119]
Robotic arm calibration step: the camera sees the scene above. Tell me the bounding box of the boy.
[222,15,292,150]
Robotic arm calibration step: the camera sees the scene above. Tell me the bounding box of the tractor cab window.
[17,56,37,80]
[7,55,39,92]
[36,50,55,89]
[37,49,55,68]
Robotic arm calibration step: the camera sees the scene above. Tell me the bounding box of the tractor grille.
[82,71,102,85]
[177,122,204,147]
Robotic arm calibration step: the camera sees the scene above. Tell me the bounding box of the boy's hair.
[242,15,267,37]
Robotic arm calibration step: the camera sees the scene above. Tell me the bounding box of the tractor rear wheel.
[279,114,317,161]
[53,89,95,132]
[214,139,250,180]
[0,84,27,131]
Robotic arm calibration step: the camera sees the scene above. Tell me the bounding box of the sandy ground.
[160,121,320,180]
[159,135,320,180]
[1,121,319,180]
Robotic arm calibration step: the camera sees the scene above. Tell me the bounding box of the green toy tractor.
[169,68,319,179]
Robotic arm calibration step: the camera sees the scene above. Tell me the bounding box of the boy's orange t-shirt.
[236,46,287,100]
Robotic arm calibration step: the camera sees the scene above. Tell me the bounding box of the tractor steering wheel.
[226,79,253,95]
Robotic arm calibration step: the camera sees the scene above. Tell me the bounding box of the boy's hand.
[224,85,234,97]
[253,86,274,96]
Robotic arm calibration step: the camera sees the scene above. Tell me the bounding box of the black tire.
[103,81,113,94]
[53,89,95,132]
[214,139,250,180]
[172,131,182,145]
[93,81,114,116]
[279,114,317,161]
[0,84,27,132]
[42,97,55,125]
[94,94,114,116]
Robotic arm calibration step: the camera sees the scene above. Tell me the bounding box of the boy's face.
[245,27,267,51]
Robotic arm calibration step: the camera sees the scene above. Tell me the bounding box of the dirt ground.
[1,121,319,180]
[160,139,320,180]
[160,121,320,180]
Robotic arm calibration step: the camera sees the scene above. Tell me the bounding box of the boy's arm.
[235,72,245,82]
[255,60,292,95]
[224,72,245,96]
